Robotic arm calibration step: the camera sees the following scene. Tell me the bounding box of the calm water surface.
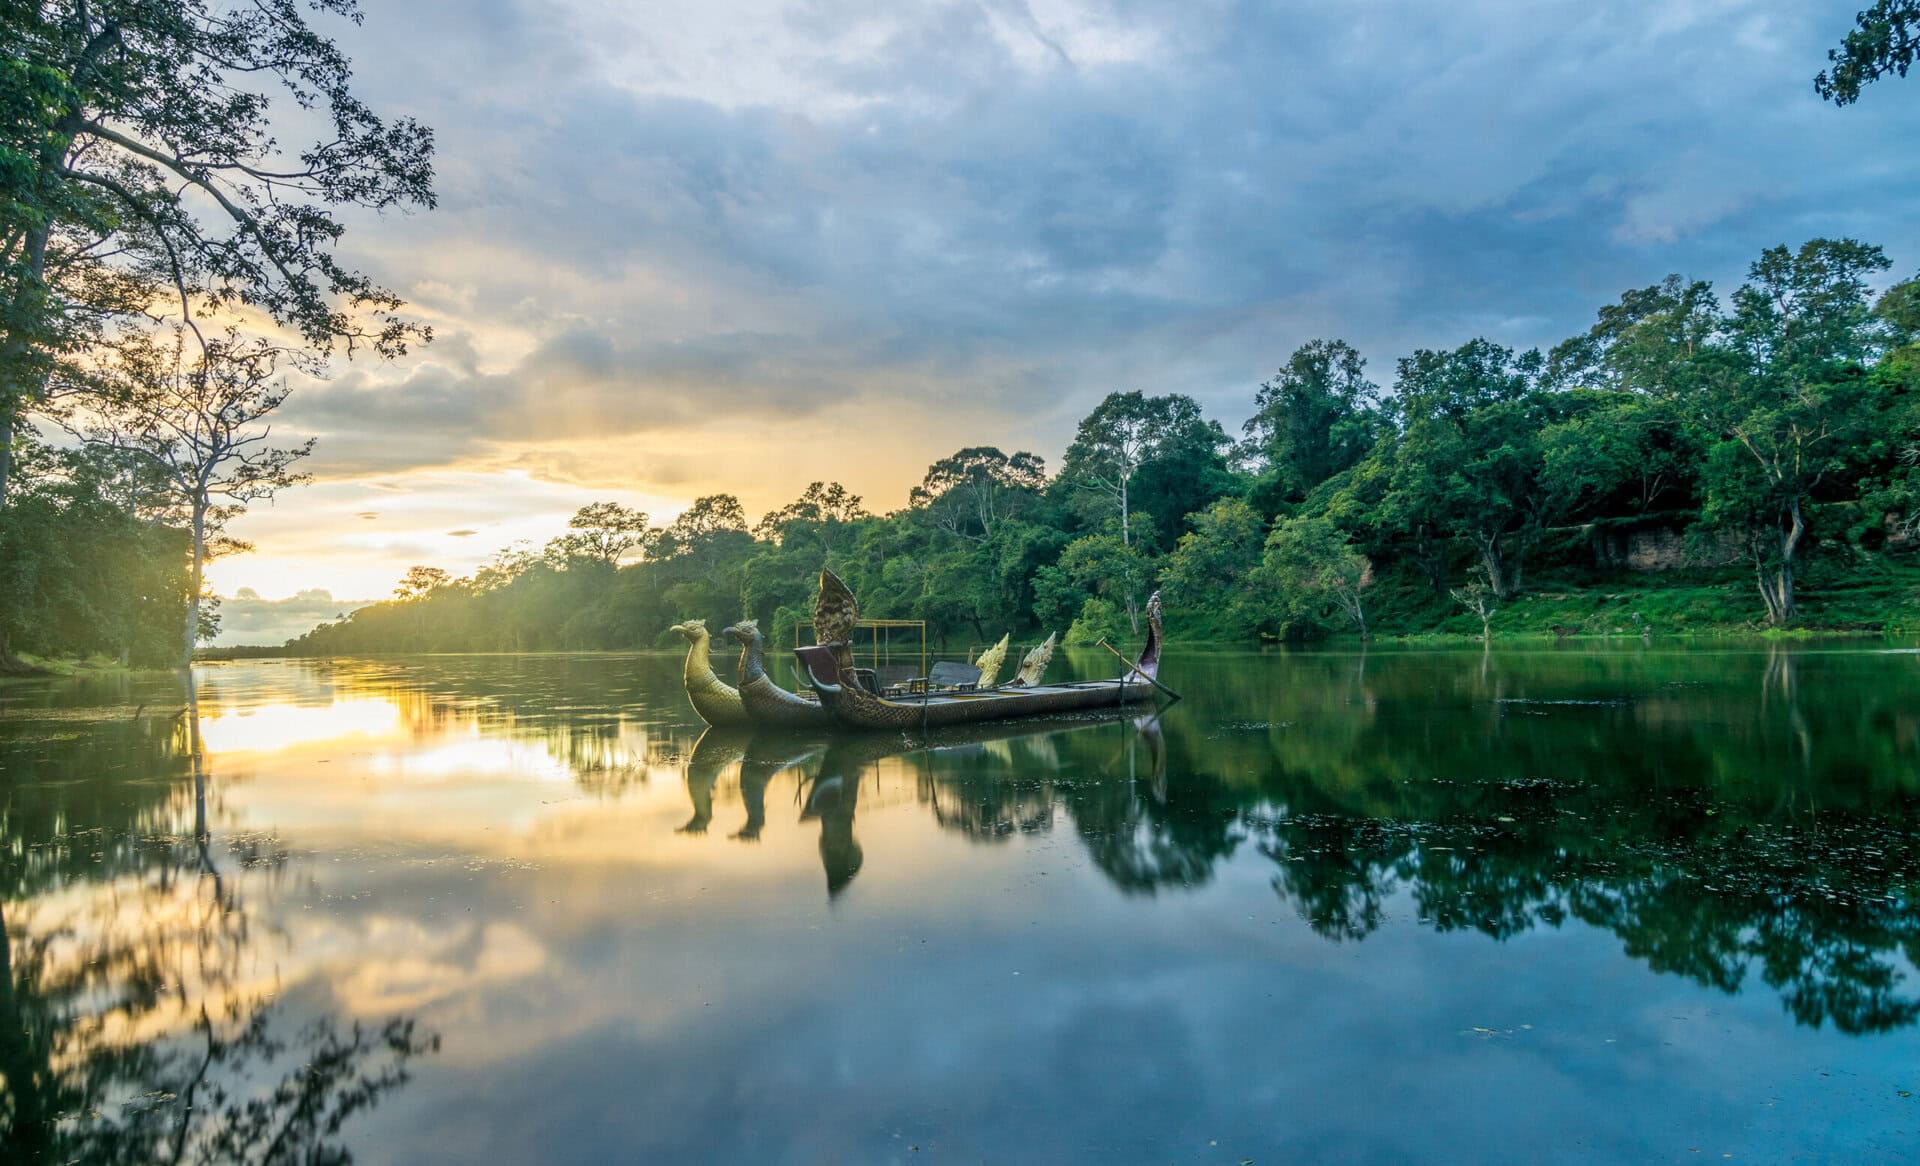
[3,644,1920,1163]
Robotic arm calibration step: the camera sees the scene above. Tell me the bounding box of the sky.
[210,0,1920,638]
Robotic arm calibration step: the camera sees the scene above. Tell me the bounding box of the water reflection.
[4,646,1920,1161]
[0,704,438,1161]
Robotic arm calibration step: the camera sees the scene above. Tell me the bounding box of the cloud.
[212,589,376,646]
[213,0,1920,597]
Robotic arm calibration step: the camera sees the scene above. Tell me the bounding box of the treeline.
[288,237,1920,654]
[0,442,197,667]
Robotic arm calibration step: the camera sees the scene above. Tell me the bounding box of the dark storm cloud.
[308,0,1920,472]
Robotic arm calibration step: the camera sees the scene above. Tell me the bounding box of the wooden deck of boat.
[879,681,1127,705]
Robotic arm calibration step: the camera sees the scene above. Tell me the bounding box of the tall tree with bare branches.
[0,0,435,509]
[70,328,312,666]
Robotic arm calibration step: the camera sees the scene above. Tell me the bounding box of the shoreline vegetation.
[13,236,1920,668]
[265,237,1920,660]
[7,9,1920,675]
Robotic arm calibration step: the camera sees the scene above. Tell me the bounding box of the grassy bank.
[1348,561,1920,642]
[0,653,154,680]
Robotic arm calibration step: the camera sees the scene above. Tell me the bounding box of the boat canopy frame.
[793,618,928,681]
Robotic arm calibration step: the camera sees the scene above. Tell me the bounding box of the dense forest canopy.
[267,237,1920,658]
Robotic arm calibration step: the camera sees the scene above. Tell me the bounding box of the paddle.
[1093,638,1182,702]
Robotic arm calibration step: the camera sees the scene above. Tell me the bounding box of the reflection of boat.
[799,756,862,897]
[795,593,1164,731]
[671,620,751,728]
[735,733,821,841]
[680,727,750,833]
[724,619,829,729]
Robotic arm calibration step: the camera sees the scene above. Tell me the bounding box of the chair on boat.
[897,660,983,696]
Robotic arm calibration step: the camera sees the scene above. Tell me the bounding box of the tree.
[394,565,451,599]
[70,328,312,667]
[1158,497,1269,638]
[1260,515,1371,639]
[908,449,1045,541]
[664,494,747,546]
[1058,531,1156,637]
[1817,2,1920,105]
[546,502,656,567]
[1698,239,1892,623]
[1059,391,1229,548]
[1547,275,1720,398]
[1379,339,1551,599]
[1449,567,1498,640]
[1242,339,1382,510]
[754,481,870,543]
[1,0,435,508]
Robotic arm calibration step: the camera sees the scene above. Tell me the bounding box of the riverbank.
[1152,562,1920,644]
[0,653,148,681]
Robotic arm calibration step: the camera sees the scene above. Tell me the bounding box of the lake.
[2,643,1918,1163]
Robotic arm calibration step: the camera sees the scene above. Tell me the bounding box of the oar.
[1094,638,1182,702]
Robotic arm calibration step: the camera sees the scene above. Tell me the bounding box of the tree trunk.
[1414,529,1447,595]
[0,220,53,511]
[0,630,39,676]
[1756,499,1805,625]
[0,404,14,512]
[184,500,206,670]
[1473,532,1510,600]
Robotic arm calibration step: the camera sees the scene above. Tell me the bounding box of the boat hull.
[806,670,1157,732]
[740,674,831,729]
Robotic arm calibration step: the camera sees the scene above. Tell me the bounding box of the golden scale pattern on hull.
[724,618,830,729]
[670,619,752,728]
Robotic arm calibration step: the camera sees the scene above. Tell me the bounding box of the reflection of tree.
[1,698,438,1160]
[1248,788,1920,1034]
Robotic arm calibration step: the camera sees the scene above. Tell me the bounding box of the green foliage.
[1242,339,1383,513]
[1064,597,1131,645]
[1817,1,1920,105]
[1259,515,1371,638]
[287,236,1920,653]
[0,438,188,666]
[1159,497,1269,639]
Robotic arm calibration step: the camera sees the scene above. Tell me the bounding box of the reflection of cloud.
[333,921,549,1014]
[200,696,402,751]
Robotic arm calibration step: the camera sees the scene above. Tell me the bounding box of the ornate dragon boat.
[723,618,830,729]
[670,619,752,728]
[794,592,1166,731]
